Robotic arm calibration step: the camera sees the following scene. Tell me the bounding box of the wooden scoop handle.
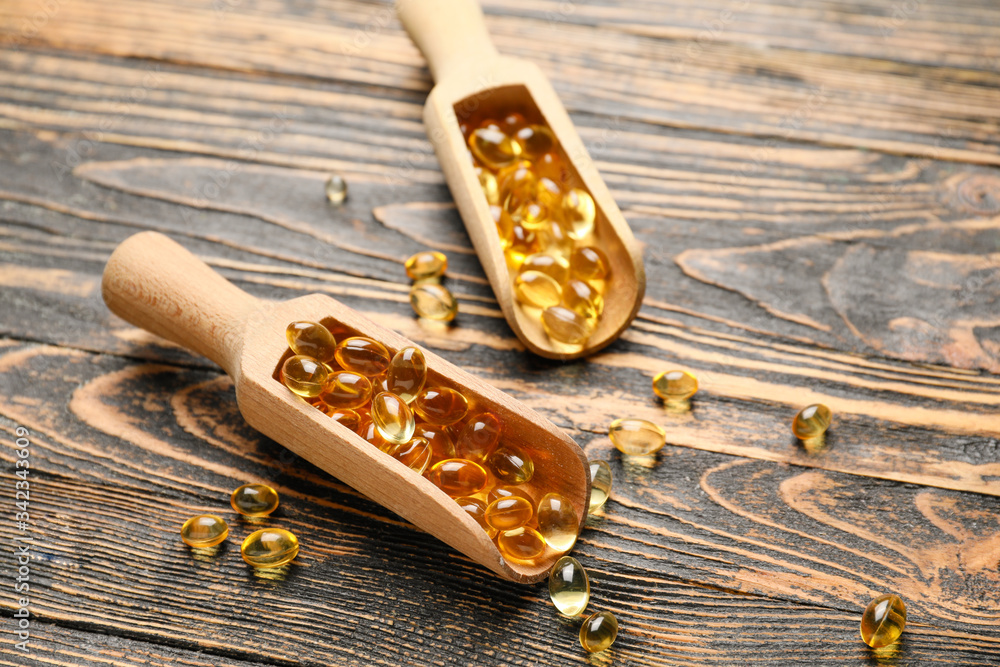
[396,0,499,82]
[101,231,258,377]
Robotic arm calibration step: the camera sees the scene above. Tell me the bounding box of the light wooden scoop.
[101,231,590,583]
[397,0,645,360]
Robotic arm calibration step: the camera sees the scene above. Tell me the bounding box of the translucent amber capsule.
[521,253,569,284]
[180,514,228,548]
[541,306,595,345]
[428,458,488,497]
[609,418,666,456]
[485,496,534,531]
[405,251,448,282]
[588,460,612,513]
[570,246,610,283]
[509,201,549,232]
[280,355,329,398]
[860,594,906,648]
[325,174,347,204]
[230,483,279,517]
[372,392,416,445]
[488,444,534,484]
[537,492,578,552]
[410,282,459,322]
[414,387,468,425]
[469,127,521,170]
[474,167,500,206]
[793,404,832,440]
[456,496,495,537]
[515,271,562,308]
[385,346,427,404]
[326,408,362,433]
[360,419,392,452]
[334,337,390,378]
[390,436,433,475]
[535,151,570,186]
[537,219,574,257]
[563,279,604,320]
[652,370,698,406]
[562,189,597,240]
[241,528,299,568]
[506,223,540,269]
[318,371,372,409]
[536,176,563,208]
[478,118,501,131]
[501,112,526,133]
[515,124,556,159]
[549,556,590,616]
[415,422,456,463]
[497,161,538,210]
[488,484,533,504]
[579,611,618,653]
[285,321,336,363]
[497,526,545,563]
[455,412,502,462]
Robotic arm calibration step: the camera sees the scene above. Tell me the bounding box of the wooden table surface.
[1,0,999,665]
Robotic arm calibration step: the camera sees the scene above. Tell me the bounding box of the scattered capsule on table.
[541,305,595,345]
[371,392,416,445]
[549,556,590,616]
[860,594,906,648]
[488,444,534,484]
[415,422,456,463]
[609,418,667,456]
[325,174,347,204]
[414,386,469,425]
[652,370,698,405]
[319,371,373,409]
[588,460,613,513]
[390,436,433,475]
[410,282,459,322]
[428,458,488,497]
[455,412,502,462]
[285,321,336,363]
[793,404,832,440]
[334,337,391,378]
[579,611,618,653]
[180,514,228,548]
[241,528,299,568]
[455,496,496,537]
[469,127,521,170]
[515,271,562,309]
[281,355,329,398]
[569,246,610,283]
[385,346,427,404]
[485,496,534,532]
[230,483,279,517]
[537,492,578,553]
[405,251,448,282]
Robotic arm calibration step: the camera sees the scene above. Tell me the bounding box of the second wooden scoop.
[397,0,646,360]
[101,231,590,583]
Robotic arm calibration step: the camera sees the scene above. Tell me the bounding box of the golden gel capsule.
[536,176,563,208]
[497,526,545,563]
[501,112,526,133]
[514,124,555,159]
[579,611,618,653]
[455,412,502,462]
[428,458,488,497]
[474,166,500,206]
[538,219,574,257]
[515,271,562,309]
[325,174,347,204]
[410,282,459,322]
[506,223,540,268]
[414,387,469,425]
[415,422,456,464]
[280,355,329,398]
[334,337,391,378]
[652,369,698,404]
[488,444,534,484]
[469,127,521,170]
[563,279,604,320]
[241,528,299,568]
[405,251,448,282]
[180,514,228,548]
[326,408,362,434]
[535,151,569,186]
[521,253,569,284]
[549,556,590,616]
[541,306,595,345]
[609,418,666,456]
[537,492,578,553]
[562,188,597,240]
[569,246,610,283]
[509,201,549,232]
[372,392,416,445]
[385,346,427,404]
[319,370,373,409]
[456,496,496,537]
[588,460,612,513]
[793,404,832,440]
[485,496,534,531]
[285,321,336,363]
[488,484,533,505]
[390,436,433,475]
[497,161,538,210]
[360,419,392,452]
[860,594,906,648]
[230,483,279,517]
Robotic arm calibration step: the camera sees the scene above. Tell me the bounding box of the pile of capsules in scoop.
[463,113,611,348]
[279,320,581,566]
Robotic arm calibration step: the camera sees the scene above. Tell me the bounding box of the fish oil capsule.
[325,174,347,204]
[563,279,604,320]
[334,337,391,378]
[515,271,562,309]
[410,282,459,322]
[569,246,610,283]
[588,460,612,513]
[506,223,540,269]
[285,321,336,363]
[497,161,538,210]
[860,594,906,648]
[230,483,279,517]
[541,306,595,345]
[652,370,698,406]
[488,444,534,484]
[455,412,502,462]
[537,492,578,552]
[469,127,521,170]
[180,514,229,548]
[535,151,570,186]
[509,201,549,232]
[415,422,456,463]
[793,404,832,440]
[485,496,534,531]
[385,346,427,404]
[537,219,574,257]
[474,166,500,206]
[428,458,488,497]
[536,176,563,208]
[241,528,299,568]
[579,611,618,653]
[609,418,666,456]
[488,484,533,504]
[515,124,556,159]
[549,556,590,616]
[414,386,469,425]
[281,355,329,398]
[456,496,496,537]
[390,436,433,475]
[497,526,545,563]
[405,251,448,282]
[562,189,597,240]
[360,419,393,452]
[521,253,569,284]
[501,112,526,133]
[325,408,363,433]
[372,392,416,445]
[319,371,373,409]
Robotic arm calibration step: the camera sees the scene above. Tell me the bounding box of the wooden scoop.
[397,0,645,360]
[101,231,590,583]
